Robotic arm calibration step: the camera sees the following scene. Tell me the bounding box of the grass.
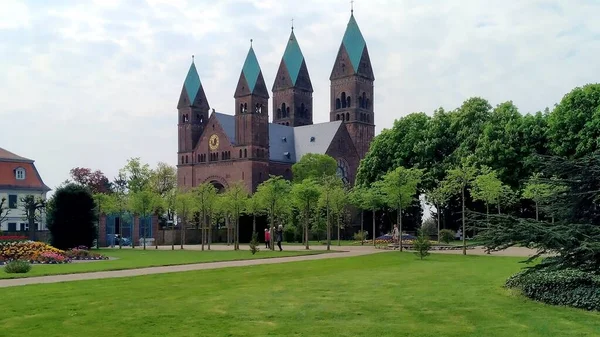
[0,248,324,279]
[1,253,599,336]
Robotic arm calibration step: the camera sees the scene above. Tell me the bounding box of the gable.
[293,121,343,160]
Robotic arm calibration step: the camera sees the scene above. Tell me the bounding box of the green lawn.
[1,253,599,336]
[0,248,324,279]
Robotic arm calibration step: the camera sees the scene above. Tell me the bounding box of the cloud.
[1,0,599,193]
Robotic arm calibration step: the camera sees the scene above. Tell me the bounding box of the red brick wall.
[98,215,107,247]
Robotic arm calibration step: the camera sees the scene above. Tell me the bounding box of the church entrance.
[209,180,225,193]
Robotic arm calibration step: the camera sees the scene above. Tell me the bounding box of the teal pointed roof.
[242,46,261,93]
[184,61,202,103]
[282,30,304,85]
[342,14,366,72]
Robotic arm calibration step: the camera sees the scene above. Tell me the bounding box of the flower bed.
[0,241,108,265]
[65,247,108,260]
[0,235,29,243]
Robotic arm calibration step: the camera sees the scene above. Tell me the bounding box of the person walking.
[264,228,271,249]
[276,225,283,251]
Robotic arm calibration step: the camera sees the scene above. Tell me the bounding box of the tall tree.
[363,185,384,246]
[223,181,248,250]
[244,193,263,243]
[47,183,97,250]
[112,172,131,248]
[442,162,478,255]
[471,167,503,218]
[254,176,292,251]
[292,178,322,250]
[0,197,10,227]
[129,188,162,250]
[331,184,349,246]
[194,183,218,251]
[93,193,116,249]
[149,162,177,225]
[119,157,152,193]
[69,167,113,194]
[522,173,566,222]
[20,195,46,241]
[292,153,337,183]
[174,189,195,250]
[425,184,450,239]
[378,167,424,252]
[319,175,344,250]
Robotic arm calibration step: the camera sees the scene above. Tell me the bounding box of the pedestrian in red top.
[264,228,271,249]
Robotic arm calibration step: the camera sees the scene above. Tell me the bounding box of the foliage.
[420,218,437,236]
[438,229,455,244]
[4,260,31,274]
[223,181,248,249]
[69,167,113,194]
[291,178,321,249]
[506,268,600,311]
[47,183,98,250]
[0,197,10,225]
[254,176,292,250]
[148,162,177,197]
[413,229,431,260]
[353,230,368,242]
[249,232,260,255]
[471,167,503,211]
[119,157,152,193]
[319,175,344,249]
[283,224,297,243]
[291,153,337,183]
[20,195,46,240]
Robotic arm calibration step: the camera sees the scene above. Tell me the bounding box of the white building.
[0,147,50,233]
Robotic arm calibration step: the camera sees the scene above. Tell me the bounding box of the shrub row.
[506,268,600,311]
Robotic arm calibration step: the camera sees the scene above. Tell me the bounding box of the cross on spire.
[192,54,194,63]
[250,38,253,47]
[351,0,354,13]
[291,18,294,30]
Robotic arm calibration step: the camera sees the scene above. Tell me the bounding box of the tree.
[93,193,116,249]
[112,172,131,248]
[291,153,337,183]
[425,184,450,240]
[378,166,424,252]
[20,195,46,241]
[47,183,97,250]
[254,176,291,251]
[223,181,248,250]
[442,162,478,255]
[319,175,344,250]
[471,167,503,218]
[244,193,263,244]
[349,185,369,245]
[129,188,162,250]
[149,162,177,226]
[363,185,384,246]
[0,197,10,227]
[330,184,348,246]
[413,229,431,260]
[291,178,321,250]
[522,173,566,221]
[119,157,152,193]
[69,167,113,194]
[194,183,218,251]
[174,189,195,250]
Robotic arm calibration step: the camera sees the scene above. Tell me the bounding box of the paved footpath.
[0,245,537,288]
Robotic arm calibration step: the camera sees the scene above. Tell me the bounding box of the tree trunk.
[462,187,466,256]
[535,201,539,221]
[171,221,175,250]
[201,211,205,251]
[372,209,376,246]
[226,216,230,246]
[497,203,501,215]
[337,215,341,247]
[361,210,364,246]
[208,214,212,251]
[236,214,240,251]
[143,217,147,250]
[180,216,184,250]
[398,205,403,252]
[270,205,275,251]
[305,204,310,250]
[252,212,256,234]
[326,206,331,251]
[436,203,441,242]
[28,210,36,242]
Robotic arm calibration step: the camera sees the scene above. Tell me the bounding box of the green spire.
[342,13,366,72]
[282,30,304,85]
[184,58,202,103]
[242,45,261,93]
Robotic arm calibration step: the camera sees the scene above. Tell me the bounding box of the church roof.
[342,14,367,73]
[184,61,202,104]
[211,113,341,164]
[282,31,304,85]
[242,46,261,93]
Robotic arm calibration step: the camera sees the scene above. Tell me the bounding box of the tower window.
[277,109,282,119]
[181,156,184,164]
[341,92,347,108]
[336,99,341,110]
[336,114,340,121]
[244,149,247,158]
[239,149,242,158]
[185,155,189,164]
[240,104,244,114]
[366,99,370,109]
[346,112,350,121]
[197,154,200,162]
[347,96,351,108]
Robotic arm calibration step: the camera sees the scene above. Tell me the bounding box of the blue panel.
[342,14,366,73]
[242,47,261,93]
[139,216,152,238]
[184,62,202,103]
[106,215,116,247]
[282,31,304,85]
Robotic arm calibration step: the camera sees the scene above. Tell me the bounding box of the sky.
[1,0,599,195]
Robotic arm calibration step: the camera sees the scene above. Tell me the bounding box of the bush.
[413,230,431,260]
[421,218,437,236]
[506,268,600,311]
[353,230,368,242]
[284,225,297,243]
[4,260,31,274]
[249,232,260,255]
[439,229,455,244]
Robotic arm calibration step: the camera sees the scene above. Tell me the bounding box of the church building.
[177,11,375,193]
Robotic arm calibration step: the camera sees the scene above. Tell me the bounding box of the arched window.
[300,103,306,118]
[286,106,290,117]
[244,149,247,158]
[361,92,367,108]
[200,115,204,123]
[346,112,350,121]
[239,149,242,158]
[336,114,340,121]
[185,155,189,164]
[240,104,244,114]
[216,152,219,160]
[336,99,341,109]
[341,114,345,121]
[197,154,200,162]
[341,92,347,108]
[347,96,351,108]
[286,122,289,126]
[243,103,247,113]
[281,103,287,117]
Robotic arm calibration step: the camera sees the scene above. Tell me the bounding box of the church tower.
[272,27,313,126]
[234,42,270,159]
[178,57,210,165]
[329,10,375,159]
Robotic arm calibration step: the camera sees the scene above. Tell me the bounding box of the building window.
[341,92,347,108]
[244,149,247,158]
[336,99,341,109]
[15,167,25,180]
[8,195,17,209]
[8,223,16,232]
[185,155,189,164]
[239,149,242,158]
